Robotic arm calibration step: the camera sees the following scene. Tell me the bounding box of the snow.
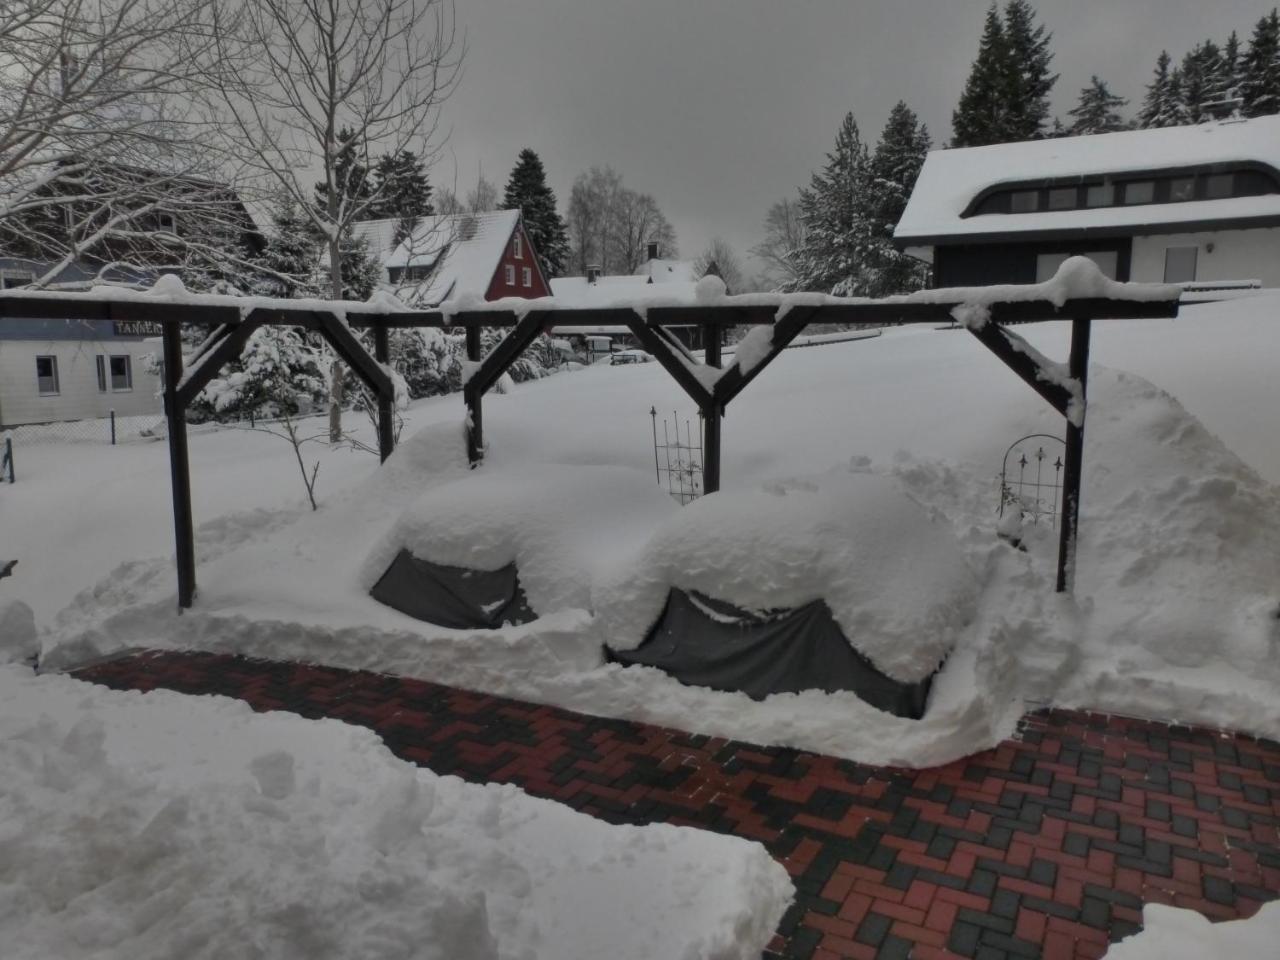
[897,114,1280,242]
[597,473,979,683]
[0,663,792,960]
[382,211,521,306]
[7,289,1280,771]
[1106,901,1280,959]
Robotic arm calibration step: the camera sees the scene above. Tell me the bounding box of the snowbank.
[597,472,979,683]
[361,464,678,616]
[1106,902,1280,959]
[0,664,791,960]
[0,600,37,663]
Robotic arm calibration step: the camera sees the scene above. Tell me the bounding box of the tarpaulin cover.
[370,549,536,629]
[607,589,934,719]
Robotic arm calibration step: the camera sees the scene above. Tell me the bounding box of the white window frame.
[513,234,523,259]
[36,355,59,395]
[109,354,133,392]
[522,266,532,287]
[504,264,515,285]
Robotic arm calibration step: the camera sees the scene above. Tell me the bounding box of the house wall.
[934,239,1132,288]
[0,324,163,426]
[1130,227,1280,286]
[485,225,551,300]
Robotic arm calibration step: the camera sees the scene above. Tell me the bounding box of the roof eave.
[894,212,1280,249]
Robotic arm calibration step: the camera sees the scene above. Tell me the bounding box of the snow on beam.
[175,314,270,409]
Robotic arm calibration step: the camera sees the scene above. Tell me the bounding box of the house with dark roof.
[894,115,1280,289]
[353,210,550,306]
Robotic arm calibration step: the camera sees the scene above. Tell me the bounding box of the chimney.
[646,241,660,261]
[587,265,601,284]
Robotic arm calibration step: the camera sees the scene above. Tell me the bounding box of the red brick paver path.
[74,651,1280,960]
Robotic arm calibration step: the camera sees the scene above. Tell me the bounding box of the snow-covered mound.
[0,664,792,960]
[598,472,979,682]
[1106,901,1280,959]
[361,464,679,616]
[0,600,37,664]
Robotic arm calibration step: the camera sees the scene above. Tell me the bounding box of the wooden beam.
[466,311,550,397]
[1057,319,1092,593]
[162,322,196,609]
[312,312,394,399]
[174,315,268,409]
[465,325,483,465]
[967,321,1074,417]
[625,316,714,409]
[714,305,824,407]
[373,323,394,462]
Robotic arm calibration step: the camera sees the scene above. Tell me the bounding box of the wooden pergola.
[0,285,1180,609]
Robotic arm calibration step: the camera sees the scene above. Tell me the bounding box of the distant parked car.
[608,350,654,365]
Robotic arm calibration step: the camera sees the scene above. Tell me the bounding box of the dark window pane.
[110,355,132,390]
[1205,173,1233,199]
[36,356,58,394]
[1123,181,1154,204]
[1048,188,1076,210]
[1169,178,1196,202]
[1010,190,1039,213]
[1086,184,1112,207]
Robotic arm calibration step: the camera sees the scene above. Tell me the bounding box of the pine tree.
[1241,9,1280,117]
[502,148,570,278]
[1067,76,1129,134]
[1139,51,1190,128]
[785,112,875,296]
[862,102,932,296]
[339,228,382,300]
[370,150,434,245]
[1180,41,1225,121]
[1003,0,1057,140]
[257,200,325,298]
[952,6,1013,146]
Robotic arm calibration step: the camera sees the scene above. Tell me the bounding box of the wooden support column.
[373,323,394,462]
[465,325,483,466]
[162,322,196,610]
[1056,318,1091,593]
[702,322,722,494]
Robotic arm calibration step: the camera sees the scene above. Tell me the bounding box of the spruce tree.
[502,148,570,279]
[862,103,931,296]
[257,200,325,298]
[338,228,382,301]
[1242,9,1280,117]
[313,128,372,217]
[1180,41,1225,121]
[1003,0,1057,140]
[952,6,1013,146]
[1139,51,1190,128]
[1067,77,1129,134]
[370,150,434,246]
[785,112,874,296]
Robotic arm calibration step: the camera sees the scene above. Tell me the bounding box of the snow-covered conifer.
[1067,77,1129,134]
[1003,0,1058,140]
[1139,52,1190,128]
[862,103,932,296]
[1241,9,1280,117]
[502,149,569,279]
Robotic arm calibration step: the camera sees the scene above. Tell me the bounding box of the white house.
[894,115,1280,289]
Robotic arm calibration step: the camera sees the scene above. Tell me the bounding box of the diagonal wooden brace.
[625,315,714,409]
[713,304,824,408]
[967,321,1074,417]
[175,312,269,409]
[313,312,395,400]
[462,311,550,465]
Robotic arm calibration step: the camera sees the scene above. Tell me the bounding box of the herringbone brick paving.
[73,650,1280,959]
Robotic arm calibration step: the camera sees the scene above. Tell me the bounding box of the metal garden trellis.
[0,282,1180,608]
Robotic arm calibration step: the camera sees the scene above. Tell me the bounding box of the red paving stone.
[73,650,1280,960]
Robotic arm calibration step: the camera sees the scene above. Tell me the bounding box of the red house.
[353,211,550,306]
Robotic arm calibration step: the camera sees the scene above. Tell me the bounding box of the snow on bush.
[362,464,679,616]
[596,472,979,682]
[0,665,792,960]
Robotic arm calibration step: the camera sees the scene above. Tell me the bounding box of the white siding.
[0,339,162,426]
[1130,228,1280,287]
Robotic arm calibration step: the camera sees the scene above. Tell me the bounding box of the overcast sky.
[433,0,1275,276]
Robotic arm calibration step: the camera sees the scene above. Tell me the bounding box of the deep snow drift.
[12,292,1280,768]
[0,663,791,960]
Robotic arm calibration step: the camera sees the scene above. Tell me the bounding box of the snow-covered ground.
[0,663,791,960]
[1106,901,1280,959]
[5,291,1279,769]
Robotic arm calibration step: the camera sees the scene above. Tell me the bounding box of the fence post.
[1056,318,1092,593]
[372,323,394,462]
[110,409,116,445]
[701,322,722,494]
[3,436,12,483]
[162,323,196,609]
[464,325,483,466]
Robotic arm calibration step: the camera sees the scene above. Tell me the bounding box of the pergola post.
[162,322,196,610]
[702,322,722,494]
[464,325,483,466]
[1056,318,1092,593]
[373,323,394,462]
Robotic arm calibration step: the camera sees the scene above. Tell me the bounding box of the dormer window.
[1169,177,1196,202]
[1047,187,1076,210]
[1205,173,1234,199]
[157,213,176,233]
[1009,191,1038,213]
[1122,181,1155,205]
[1086,183,1112,207]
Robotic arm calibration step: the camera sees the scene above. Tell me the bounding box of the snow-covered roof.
[548,275,700,307]
[896,115,1280,244]
[355,210,521,306]
[636,259,698,283]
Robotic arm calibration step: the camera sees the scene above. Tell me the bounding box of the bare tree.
[0,0,257,287]
[565,165,676,276]
[751,197,808,291]
[693,237,745,294]
[197,0,462,438]
[464,173,497,213]
[610,189,676,274]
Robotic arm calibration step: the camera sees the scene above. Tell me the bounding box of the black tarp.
[607,589,934,719]
[370,549,537,629]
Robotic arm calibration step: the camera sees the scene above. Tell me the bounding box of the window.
[1010,190,1039,213]
[1,270,32,289]
[504,264,515,285]
[1163,247,1198,283]
[96,355,107,392]
[1169,177,1196,202]
[1205,173,1233,199]
[109,355,132,391]
[522,266,532,287]
[513,235,523,259]
[1085,183,1113,208]
[1047,188,1076,210]
[157,213,176,233]
[1122,181,1154,204]
[36,356,59,395]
